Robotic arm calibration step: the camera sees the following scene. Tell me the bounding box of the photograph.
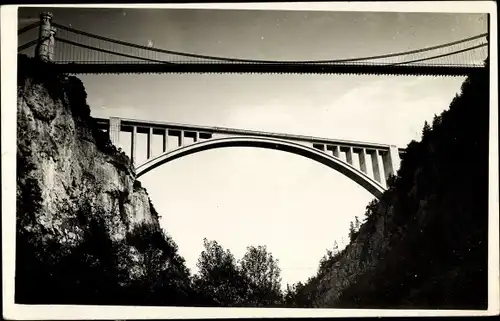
[2,1,499,319]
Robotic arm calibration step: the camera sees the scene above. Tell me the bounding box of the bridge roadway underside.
[50,62,485,76]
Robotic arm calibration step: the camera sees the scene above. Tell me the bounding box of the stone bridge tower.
[35,12,57,62]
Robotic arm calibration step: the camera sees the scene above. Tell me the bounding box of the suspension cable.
[54,36,487,69]
[18,39,38,52]
[18,21,41,35]
[51,22,488,64]
[55,37,175,64]
[390,43,487,66]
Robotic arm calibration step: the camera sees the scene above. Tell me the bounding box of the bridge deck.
[55,62,485,76]
[94,117,405,153]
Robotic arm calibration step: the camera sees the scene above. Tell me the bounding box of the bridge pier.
[179,130,185,147]
[345,146,354,165]
[382,145,401,182]
[358,148,367,174]
[35,12,56,62]
[109,117,121,147]
[163,129,169,152]
[389,145,401,173]
[131,126,137,164]
[333,146,340,158]
[147,127,154,159]
[370,150,383,184]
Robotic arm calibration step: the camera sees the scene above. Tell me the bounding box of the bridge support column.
[333,146,340,158]
[147,127,153,159]
[163,129,169,153]
[358,148,367,174]
[193,132,199,143]
[131,126,137,165]
[179,130,185,147]
[389,145,401,174]
[36,12,56,62]
[383,145,401,182]
[48,26,57,61]
[345,147,353,165]
[371,150,382,184]
[109,117,121,147]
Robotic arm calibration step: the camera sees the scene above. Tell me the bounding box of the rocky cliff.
[15,55,192,305]
[298,65,489,309]
[308,200,390,306]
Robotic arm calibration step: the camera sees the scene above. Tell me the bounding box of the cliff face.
[306,66,489,309]
[15,56,191,305]
[310,202,391,306]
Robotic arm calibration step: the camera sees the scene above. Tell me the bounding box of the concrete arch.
[135,136,386,198]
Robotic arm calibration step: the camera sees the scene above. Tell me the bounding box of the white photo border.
[2,1,498,319]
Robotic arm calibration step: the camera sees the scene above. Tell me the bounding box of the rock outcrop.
[15,55,191,305]
[299,65,489,309]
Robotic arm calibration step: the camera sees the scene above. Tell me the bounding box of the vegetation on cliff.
[16,55,192,305]
[285,64,489,309]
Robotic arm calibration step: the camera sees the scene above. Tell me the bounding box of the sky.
[18,7,488,288]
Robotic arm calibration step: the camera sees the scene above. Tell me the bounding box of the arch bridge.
[95,117,404,198]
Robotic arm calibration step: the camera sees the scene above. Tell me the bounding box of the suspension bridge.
[18,12,489,76]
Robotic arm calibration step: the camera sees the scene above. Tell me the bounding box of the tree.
[348,216,363,243]
[364,199,379,220]
[318,249,333,276]
[349,220,356,242]
[123,222,193,305]
[354,216,361,230]
[333,240,339,254]
[193,238,247,306]
[239,245,283,306]
[317,240,341,277]
[422,120,431,139]
[283,283,297,307]
[283,281,312,307]
[432,114,442,129]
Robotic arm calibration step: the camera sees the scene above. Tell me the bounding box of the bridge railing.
[96,117,395,150]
